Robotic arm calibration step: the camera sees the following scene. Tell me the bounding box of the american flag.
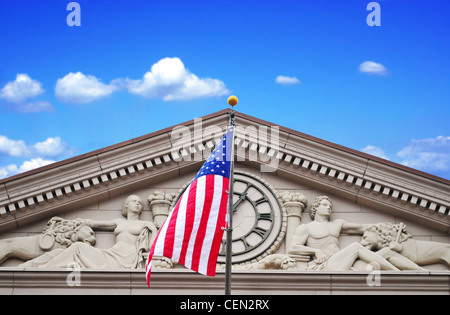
[145,128,233,287]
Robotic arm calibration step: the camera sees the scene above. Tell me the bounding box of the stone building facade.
[0,109,448,294]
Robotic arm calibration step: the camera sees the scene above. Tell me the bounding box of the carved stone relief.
[1,195,159,269]
[0,187,448,272]
[148,191,177,229]
[0,217,96,266]
[285,195,450,271]
[361,222,450,268]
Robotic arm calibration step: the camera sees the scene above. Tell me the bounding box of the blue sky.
[0,0,449,180]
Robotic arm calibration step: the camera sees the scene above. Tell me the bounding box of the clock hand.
[232,181,252,212]
[232,192,247,212]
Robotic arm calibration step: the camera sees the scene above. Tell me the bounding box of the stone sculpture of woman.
[21,195,158,269]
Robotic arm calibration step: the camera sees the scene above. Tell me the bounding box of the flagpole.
[225,96,237,295]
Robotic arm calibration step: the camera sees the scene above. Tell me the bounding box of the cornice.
[232,113,449,232]
[237,111,450,184]
[0,109,448,234]
[0,110,230,232]
[0,269,448,294]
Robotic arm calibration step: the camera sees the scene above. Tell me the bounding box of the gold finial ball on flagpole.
[227,95,238,107]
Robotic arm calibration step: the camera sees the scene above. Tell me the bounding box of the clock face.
[217,172,285,264]
[173,171,286,265]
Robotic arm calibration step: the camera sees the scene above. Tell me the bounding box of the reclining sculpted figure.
[361,222,450,269]
[0,217,95,266]
[288,196,400,271]
[21,195,158,269]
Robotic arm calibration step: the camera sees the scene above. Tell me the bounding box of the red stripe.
[162,194,182,258]
[146,212,166,272]
[190,175,215,272]
[147,231,158,259]
[206,177,229,276]
[178,179,198,266]
[146,236,159,287]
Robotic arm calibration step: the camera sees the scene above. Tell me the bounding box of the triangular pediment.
[0,109,448,271]
[0,109,448,233]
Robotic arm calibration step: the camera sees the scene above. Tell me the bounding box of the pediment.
[0,109,448,233]
[0,109,448,271]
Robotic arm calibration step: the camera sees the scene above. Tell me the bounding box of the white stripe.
[198,175,223,275]
[170,183,191,262]
[183,176,206,270]
[152,197,178,256]
[146,260,152,277]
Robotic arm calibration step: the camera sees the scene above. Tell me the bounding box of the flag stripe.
[146,128,233,288]
[191,175,215,272]
[171,184,191,262]
[183,176,206,270]
[162,198,181,259]
[207,176,229,275]
[177,179,198,266]
[198,175,226,275]
[152,206,172,256]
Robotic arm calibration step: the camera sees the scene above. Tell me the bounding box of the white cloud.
[0,158,55,179]
[0,135,74,180]
[359,61,388,75]
[55,72,120,103]
[275,75,301,85]
[18,158,55,172]
[0,135,73,158]
[126,57,229,101]
[0,136,30,157]
[33,137,72,156]
[361,145,390,160]
[53,58,229,103]
[396,136,450,172]
[0,74,54,113]
[360,136,450,178]
[0,166,12,179]
[0,164,19,179]
[16,101,54,113]
[0,74,44,103]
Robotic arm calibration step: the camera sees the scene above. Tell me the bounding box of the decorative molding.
[0,114,229,232]
[0,110,448,235]
[232,115,449,233]
[0,269,448,295]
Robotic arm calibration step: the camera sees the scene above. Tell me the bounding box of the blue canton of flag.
[194,127,233,180]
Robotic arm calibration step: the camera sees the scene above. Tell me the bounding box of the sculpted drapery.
[20,195,157,269]
[0,192,448,271]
